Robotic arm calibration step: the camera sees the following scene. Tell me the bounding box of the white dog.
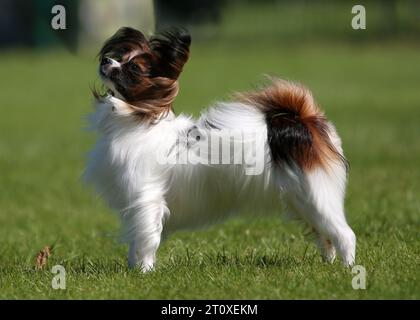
[84,27,356,271]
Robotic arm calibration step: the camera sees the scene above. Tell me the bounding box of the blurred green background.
[0,0,419,299]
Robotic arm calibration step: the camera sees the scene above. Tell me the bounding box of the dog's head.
[96,27,191,120]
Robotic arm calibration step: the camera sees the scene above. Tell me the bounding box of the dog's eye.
[130,63,141,73]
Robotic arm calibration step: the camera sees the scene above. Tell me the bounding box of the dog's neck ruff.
[105,94,175,122]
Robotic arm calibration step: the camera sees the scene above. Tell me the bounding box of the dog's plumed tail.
[237,79,347,171]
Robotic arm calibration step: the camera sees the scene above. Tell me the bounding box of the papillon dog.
[84,27,356,271]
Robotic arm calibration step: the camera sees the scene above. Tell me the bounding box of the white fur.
[84,96,356,271]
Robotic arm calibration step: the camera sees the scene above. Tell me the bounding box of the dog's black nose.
[101,57,112,66]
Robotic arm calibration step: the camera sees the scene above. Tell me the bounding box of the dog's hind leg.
[304,166,356,266]
[313,228,337,263]
[279,162,356,266]
[283,191,336,263]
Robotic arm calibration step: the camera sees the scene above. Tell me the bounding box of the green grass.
[0,39,419,299]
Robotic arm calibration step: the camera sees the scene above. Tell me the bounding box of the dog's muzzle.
[100,57,120,77]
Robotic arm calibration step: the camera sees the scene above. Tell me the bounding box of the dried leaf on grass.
[35,245,53,269]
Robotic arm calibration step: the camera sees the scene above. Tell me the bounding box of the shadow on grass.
[160,247,319,272]
[4,249,320,277]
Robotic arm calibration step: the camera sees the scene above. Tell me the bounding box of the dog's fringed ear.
[149,28,191,80]
[99,27,149,59]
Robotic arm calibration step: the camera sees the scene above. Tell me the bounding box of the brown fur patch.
[237,79,347,171]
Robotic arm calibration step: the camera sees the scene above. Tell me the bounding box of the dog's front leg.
[125,198,169,272]
[128,239,158,272]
